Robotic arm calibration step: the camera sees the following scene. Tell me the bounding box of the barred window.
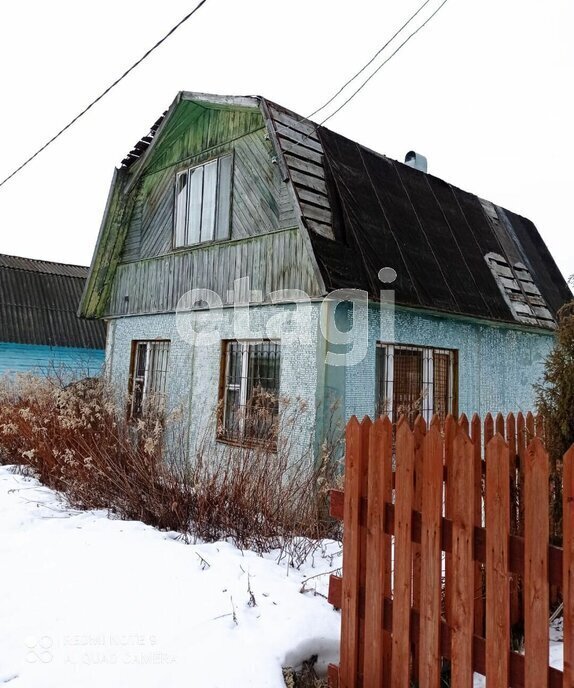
[128,340,170,419]
[376,344,457,424]
[219,340,281,447]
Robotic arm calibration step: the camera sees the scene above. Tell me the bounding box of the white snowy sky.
[0,0,572,279]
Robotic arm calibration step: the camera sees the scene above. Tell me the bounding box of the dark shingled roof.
[0,255,106,349]
[263,100,571,328]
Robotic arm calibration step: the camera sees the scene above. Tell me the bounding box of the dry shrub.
[0,374,340,565]
[536,300,574,545]
[188,402,341,563]
[0,374,192,531]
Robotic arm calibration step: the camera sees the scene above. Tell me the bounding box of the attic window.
[174,154,232,247]
[485,252,555,328]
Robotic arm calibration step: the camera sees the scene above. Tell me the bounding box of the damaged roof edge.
[78,167,126,319]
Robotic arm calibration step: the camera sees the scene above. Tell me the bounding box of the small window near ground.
[128,340,170,419]
[218,340,281,447]
[376,344,457,424]
[173,154,232,248]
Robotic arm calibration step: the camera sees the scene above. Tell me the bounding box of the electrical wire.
[0,0,209,189]
[307,0,435,120]
[315,0,450,128]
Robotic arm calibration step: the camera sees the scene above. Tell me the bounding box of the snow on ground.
[472,604,564,687]
[0,466,341,688]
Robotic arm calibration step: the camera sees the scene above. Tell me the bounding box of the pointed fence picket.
[327,412,572,688]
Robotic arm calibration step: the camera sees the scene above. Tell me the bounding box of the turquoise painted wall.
[0,343,104,379]
[334,303,554,421]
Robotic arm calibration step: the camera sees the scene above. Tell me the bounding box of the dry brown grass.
[0,374,341,565]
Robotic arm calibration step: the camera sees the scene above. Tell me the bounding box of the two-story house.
[79,91,571,457]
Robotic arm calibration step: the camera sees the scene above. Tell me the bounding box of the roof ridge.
[0,253,88,268]
[0,254,89,277]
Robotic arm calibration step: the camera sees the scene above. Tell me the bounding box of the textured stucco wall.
[341,303,554,421]
[105,302,325,460]
[105,301,555,462]
[0,343,104,378]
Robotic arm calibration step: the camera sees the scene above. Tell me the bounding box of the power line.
[315,0,450,128]
[307,0,435,120]
[0,0,209,190]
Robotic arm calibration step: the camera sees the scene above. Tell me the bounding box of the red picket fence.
[327,412,574,688]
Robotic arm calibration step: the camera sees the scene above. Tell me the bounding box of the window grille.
[174,154,233,247]
[376,344,457,424]
[219,340,281,446]
[129,340,170,419]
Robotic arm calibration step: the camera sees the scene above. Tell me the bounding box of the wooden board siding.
[141,101,262,176]
[265,103,334,242]
[106,228,321,316]
[121,184,142,262]
[120,110,298,264]
[81,95,326,319]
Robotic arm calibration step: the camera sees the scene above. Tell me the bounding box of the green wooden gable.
[80,93,326,319]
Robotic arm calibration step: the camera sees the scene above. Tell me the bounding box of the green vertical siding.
[121,104,298,265]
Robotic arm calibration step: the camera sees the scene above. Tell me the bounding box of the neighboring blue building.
[0,254,105,378]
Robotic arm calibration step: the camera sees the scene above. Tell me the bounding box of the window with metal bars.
[219,340,281,447]
[174,154,233,247]
[376,343,457,424]
[128,340,170,419]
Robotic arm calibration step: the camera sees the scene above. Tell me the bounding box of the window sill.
[216,436,278,453]
[171,238,230,252]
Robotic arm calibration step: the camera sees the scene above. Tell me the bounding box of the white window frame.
[220,339,281,444]
[377,343,456,424]
[129,340,170,419]
[173,154,233,249]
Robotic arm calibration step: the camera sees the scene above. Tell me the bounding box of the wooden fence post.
[418,421,444,688]
[506,412,521,626]
[382,418,393,687]
[524,437,549,688]
[339,416,366,688]
[412,415,426,611]
[450,425,475,687]
[486,434,510,687]
[526,411,535,442]
[363,417,391,686]
[471,413,485,636]
[412,415,426,683]
[444,414,457,625]
[391,418,415,688]
[517,412,526,537]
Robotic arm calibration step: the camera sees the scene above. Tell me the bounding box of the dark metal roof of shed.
[0,254,106,349]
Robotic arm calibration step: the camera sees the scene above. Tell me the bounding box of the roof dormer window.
[485,252,555,328]
[174,154,233,248]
